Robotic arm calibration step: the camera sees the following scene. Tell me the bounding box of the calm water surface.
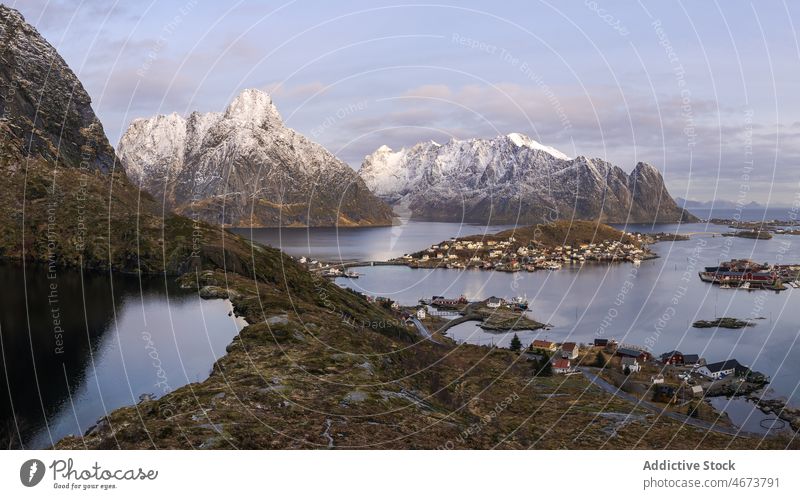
[708,396,790,435]
[231,221,516,262]
[0,264,245,449]
[274,219,800,406]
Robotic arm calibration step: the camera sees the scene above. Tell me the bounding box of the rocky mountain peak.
[223,88,282,126]
[632,161,660,177]
[119,92,393,227]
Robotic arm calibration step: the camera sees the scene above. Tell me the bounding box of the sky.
[10,0,800,205]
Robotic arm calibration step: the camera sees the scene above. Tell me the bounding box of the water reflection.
[0,264,245,449]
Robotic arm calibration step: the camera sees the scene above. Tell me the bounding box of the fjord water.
[338,235,800,404]
[232,221,517,263]
[242,215,800,406]
[0,264,245,449]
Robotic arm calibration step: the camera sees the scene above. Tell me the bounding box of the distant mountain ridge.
[359,134,696,224]
[676,197,765,210]
[118,89,394,227]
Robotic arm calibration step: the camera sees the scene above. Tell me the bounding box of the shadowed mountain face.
[0,5,279,275]
[359,134,697,224]
[118,89,395,228]
[0,6,115,172]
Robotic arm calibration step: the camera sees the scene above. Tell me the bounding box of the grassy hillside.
[463,220,641,248]
[55,269,794,449]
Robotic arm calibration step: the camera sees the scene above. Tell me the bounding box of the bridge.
[679,231,723,236]
[316,260,405,269]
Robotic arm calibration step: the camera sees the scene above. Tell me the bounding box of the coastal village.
[698,258,800,291]
[416,301,799,433]
[387,288,800,433]
[391,222,664,271]
[516,337,800,430]
[397,234,648,271]
[300,221,694,278]
[291,221,800,434]
[356,286,798,433]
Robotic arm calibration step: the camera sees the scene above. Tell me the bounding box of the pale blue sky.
[11,0,800,204]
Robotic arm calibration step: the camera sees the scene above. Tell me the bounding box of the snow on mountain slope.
[505,132,571,160]
[359,134,695,224]
[118,89,393,227]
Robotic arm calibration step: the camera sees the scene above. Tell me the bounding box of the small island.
[392,220,659,272]
[693,317,755,329]
[709,218,800,238]
[650,232,691,242]
[721,230,773,240]
[465,302,545,331]
[415,296,546,332]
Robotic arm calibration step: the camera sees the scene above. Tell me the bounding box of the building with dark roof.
[615,347,652,362]
[660,350,684,365]
[683,354,703,366]
[698,359,744,379]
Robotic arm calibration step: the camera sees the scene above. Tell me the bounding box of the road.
[579,368,762,438]
[409,317,445,346]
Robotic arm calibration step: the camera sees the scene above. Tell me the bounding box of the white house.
[416,308,427,320]
[697,359,742,379]
[486,297,503,309]
[559,342,579,360]
[621,357,640,373]
[552,358,571,374]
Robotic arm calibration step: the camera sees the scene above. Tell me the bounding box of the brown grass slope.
[456,220,641,249]
[2,5,792,450]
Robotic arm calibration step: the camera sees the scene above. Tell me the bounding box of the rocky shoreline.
[747,397,800,432]
[692,317,755,329]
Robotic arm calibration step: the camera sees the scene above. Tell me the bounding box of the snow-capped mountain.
[119,89,393,227]
[359,134,695,224]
